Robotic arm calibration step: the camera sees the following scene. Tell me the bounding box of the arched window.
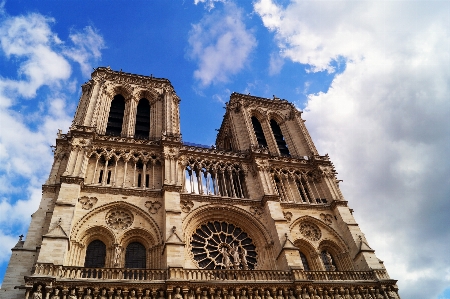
[105,95,126,136]
[125,242,146,268]
[296,178,311,203]
[299,251,310,271]
[251,117,268,148]
[270,119,290,156]
[135,99,150,139]
[321,250,337,271]
[84,240,106,268]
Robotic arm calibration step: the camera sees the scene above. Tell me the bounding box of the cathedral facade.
[1,68,400,299]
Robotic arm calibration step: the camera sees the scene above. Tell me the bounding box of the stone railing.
[32,263,389,282]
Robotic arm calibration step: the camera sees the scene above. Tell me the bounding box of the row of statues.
[220,244,248,270]
[30,285,400,299]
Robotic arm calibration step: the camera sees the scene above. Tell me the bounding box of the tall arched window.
[134,99,150,139]
[84,240,106,268]
[105,95,126,136]
[299,251,310,271]
[270,119,290,156]
[125,242,146,268]
[296,178,311,203]
[251,117,268,148]
[321,250,337,271]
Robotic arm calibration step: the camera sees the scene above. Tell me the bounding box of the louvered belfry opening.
[105,95,126,136]
[84,240,106,268]
[134,98,150,139]
[270,119,290,156]
[251,116,268,148]
[125,242,146,268]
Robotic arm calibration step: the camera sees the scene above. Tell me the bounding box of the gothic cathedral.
[1,68,400,299]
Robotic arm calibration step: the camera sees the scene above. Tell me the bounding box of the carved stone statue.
[354,290,362,299]
[324,252,336,271]
[231,245,240,269]
[343,289,352,299]
[84,289,93,299]
[129,290,137,299]
[98,289,108,299]
[363,289,372,299]
[254,290,261,299]
[288,290,296,299]
[302,288,310,299]
[221,247,231,269]
[386,287,399,299]
[312,290,320,299]
[174,288,183,299]
[114,245,122,266]
[201,290,209,299]
[115,289,123,299]
[51,289,60,299]
[215,290,223,299]
[374,289,384,299]
[240,246,248,270]
[265,290,273,299]
[188,290,195,299]
[276,290,284,299]
[228,290,235,299]
[240,290,248,299]
[158,291,166,299]
[323,290,331,299]
[31,285,43,299]
[68,289,77,299]
[333,289,342,299]
[142,290,152,299]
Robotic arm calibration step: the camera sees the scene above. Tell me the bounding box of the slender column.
[205,171,210,194]
[143,161,147,189]
[197,169,203,194]
[91,156,99,184]
[132,161,137,187]
[84,80,101,126]
[122,159,129,188]
[235,171,244,198]
[298,177,310,203]
[152,162,155,189]
[229,169,236,198]
[189,169,194,193]
[285,176,296,202]
[102,158,109,186]
[112,159,118,187]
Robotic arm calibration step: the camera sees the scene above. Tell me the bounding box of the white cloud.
[63,26,105,77]
[188,2,257,86]
[0,11,104,268]
[194,0,225,11]
[255,1,450,298]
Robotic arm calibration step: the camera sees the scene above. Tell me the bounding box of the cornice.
[82,185,162,197]
[180,193,261,206]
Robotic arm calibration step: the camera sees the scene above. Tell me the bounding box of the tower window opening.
[137,173,142,187]
[296,179,310,203]
[135,98,150,139]
[105,95,126,136]
[270,119,290,156]
[98,170,104,184]
[106,170,112,184]
[145,174,149,188]
[251,116,268,148]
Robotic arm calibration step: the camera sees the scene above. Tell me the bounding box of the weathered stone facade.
[1,67,400,299]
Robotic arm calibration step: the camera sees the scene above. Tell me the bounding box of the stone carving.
[320,213,333,225]
[114,289,123,299]
[106,209,134,230]
[68,289,77,299]
[128,290,137,299]
[173,288,182,299]
[250,206,263,217]
[78,196,98,210]
[145,200,162,214]
[299,222,321,241]
[113,244,122,266]
[51,289,60,299]
[180,199,194,213]
[142,290,151,299]
[190,221,257,269]
[283,211,293,222]
[31,285,43,299]
[99,289,108,299]
[84,289,93,299]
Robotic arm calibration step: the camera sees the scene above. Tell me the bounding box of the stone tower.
[1,68,400,299]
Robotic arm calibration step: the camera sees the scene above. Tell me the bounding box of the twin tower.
[2,67,400,299]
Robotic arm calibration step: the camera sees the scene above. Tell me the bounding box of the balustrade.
[32,263,389,282]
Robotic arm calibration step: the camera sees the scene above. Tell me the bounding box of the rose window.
[190,221,257,270]
[299,222,321,241]
[105,209,134,230]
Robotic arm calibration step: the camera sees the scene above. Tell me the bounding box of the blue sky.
[0,1,449,298]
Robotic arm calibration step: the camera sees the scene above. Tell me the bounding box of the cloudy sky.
[0,1,449,298]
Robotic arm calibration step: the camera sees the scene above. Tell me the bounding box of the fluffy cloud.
[255,1,450,298]
[188,2,257,86]
[0,10,104,269]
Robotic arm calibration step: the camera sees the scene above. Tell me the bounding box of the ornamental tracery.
[190,221,257,270]
[105,209,134,230]
[299,222,321,241]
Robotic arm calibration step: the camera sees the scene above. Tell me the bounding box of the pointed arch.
[105,94,125,136]
[251,116,268,148]
[135,98,150,139]
[270,119,290,156]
